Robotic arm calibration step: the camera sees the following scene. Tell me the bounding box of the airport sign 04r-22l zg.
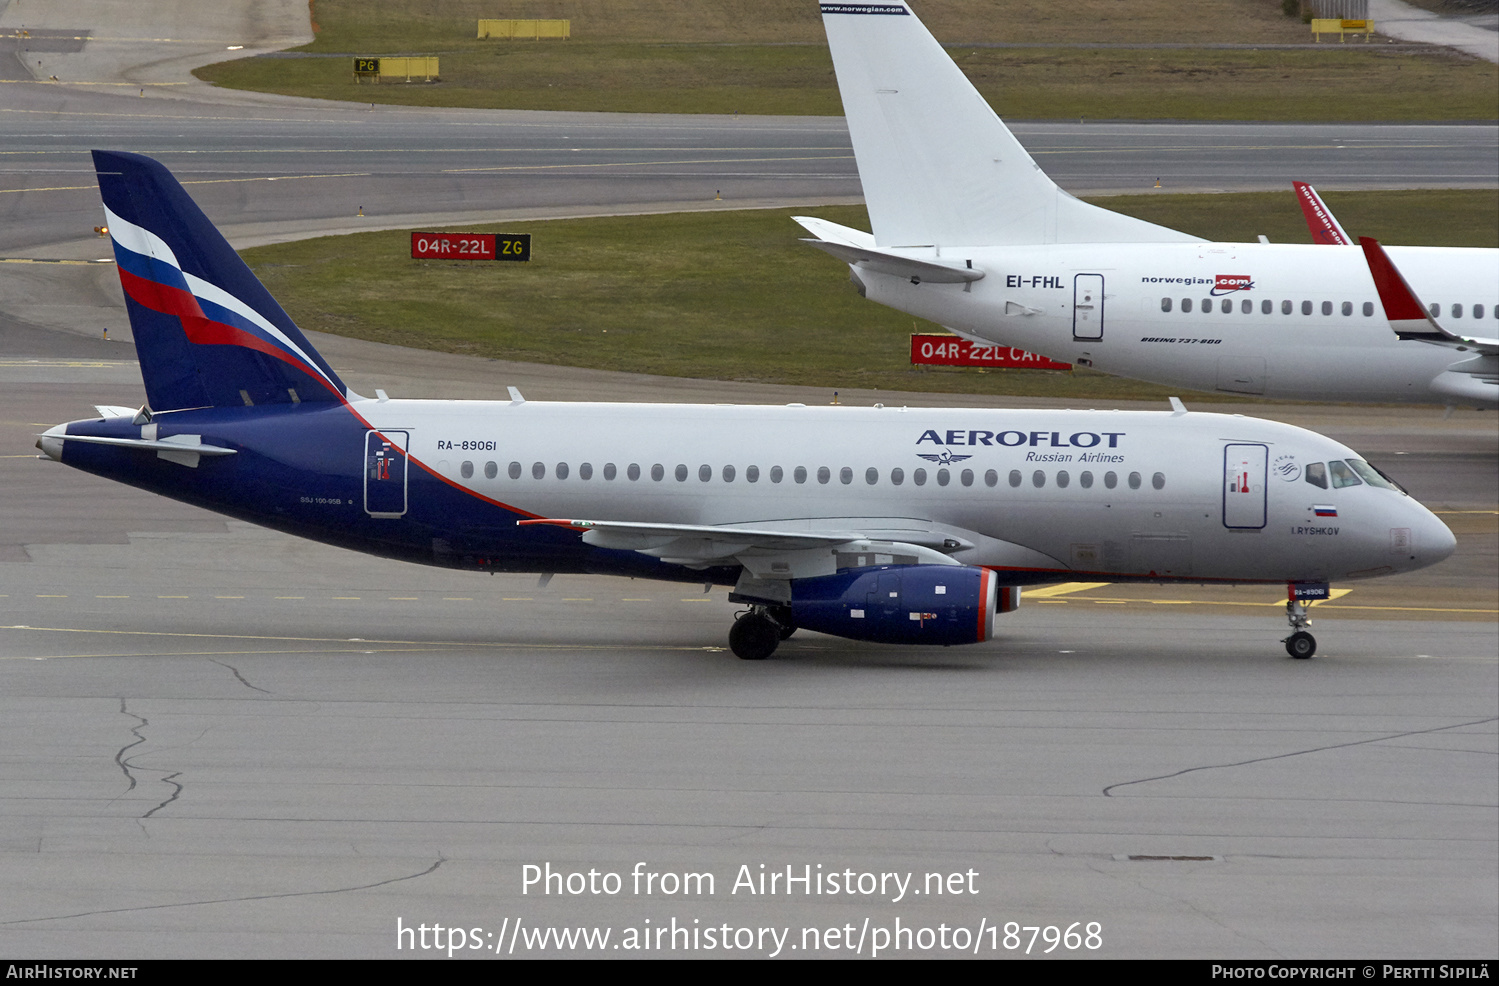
[411,232,532,261]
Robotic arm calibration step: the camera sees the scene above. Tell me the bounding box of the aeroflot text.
[915,430,1124,449]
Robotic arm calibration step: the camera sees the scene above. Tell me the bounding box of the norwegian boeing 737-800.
[800,3,1498,406]
[37,151,1454,660]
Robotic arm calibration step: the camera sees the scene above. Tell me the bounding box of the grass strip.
[241,190,1499,401]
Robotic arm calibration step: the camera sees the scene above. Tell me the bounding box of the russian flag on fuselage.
[92,150,347,411]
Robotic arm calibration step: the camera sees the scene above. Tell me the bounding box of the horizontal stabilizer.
[800,237,984,284]
[43,432,237,455]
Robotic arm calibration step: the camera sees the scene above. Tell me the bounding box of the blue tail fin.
[92,150,349,411]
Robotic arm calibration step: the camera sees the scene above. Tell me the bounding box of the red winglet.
[1359,237,1432,324]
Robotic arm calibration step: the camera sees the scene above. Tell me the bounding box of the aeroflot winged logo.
[917,450,972,465]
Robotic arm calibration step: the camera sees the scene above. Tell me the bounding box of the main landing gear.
[1282,597,1316,659]
[729,605,796,660]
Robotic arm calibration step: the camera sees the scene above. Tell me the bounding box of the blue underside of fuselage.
[56,404,739,585]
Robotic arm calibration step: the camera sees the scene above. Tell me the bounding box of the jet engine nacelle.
[790,564,1010,646]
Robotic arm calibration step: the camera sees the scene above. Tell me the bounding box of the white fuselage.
[359,401,1453,584]
[857,242,1499,403]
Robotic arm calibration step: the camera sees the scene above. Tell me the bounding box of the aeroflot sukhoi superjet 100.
[38,151,1455,660]
[803,3,1499,406]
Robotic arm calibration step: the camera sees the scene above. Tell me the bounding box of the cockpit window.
[1328,460,1363,488]
[1346,458,1404,493]
[1304,462,1328,489]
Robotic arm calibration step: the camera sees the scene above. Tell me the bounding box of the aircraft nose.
[1392,505,1456,573]
[36,423,66,462]
[1417,512,1457,568]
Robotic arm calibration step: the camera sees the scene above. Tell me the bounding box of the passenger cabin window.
[1241,299,1252,314]
[1453,303,1464,318]
[937,468,950,487]
[914,468,927,486]
[675,464,688,482]
[1152,472,1166,490]
[1321,301,1332,316]
[1282,300,1293,315]
[770,466,783,483]
[1341,301,1352,316]
[579,462,592,480]
[1032,470,1046,488]
[1056,470,1070,489]
[628,463,641,481]
[1182,298,1193,313]
[1262,300,1273,314]
[604,463,617,480]
[461,461,473,479]
[1221,299,1232,314]
[509,461,522,479]
[1162,297,1173,312]
[1104,471,1118,489]
[556,462,569,480]
[794,466,807,484]
[891,467,904,486]
[840,466,853,485]
[1301,301,1313,316]
[484,461,497,479]
[722,464,735,482]
[532,462,546,480]
[1428,303,1439,318]
[651,464,664,481]
[1128,471,1142,489]
[984,469,998,487]
[960,468,973,487]
[817,466,831,485]
[1080,470,1094,488]
[1475,304,1485,319]
[1328,460,1363,488]
[1304,462,1327,489]
[746,465,758,483]
[866,467,878,485]
[1363,302,1374,316]
[1008,469,1022,488]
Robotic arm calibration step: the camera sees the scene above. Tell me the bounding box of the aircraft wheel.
[1285,631,1317,660]
[730,614,780,660]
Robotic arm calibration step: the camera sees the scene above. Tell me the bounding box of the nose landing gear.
[1282,583,1325,659]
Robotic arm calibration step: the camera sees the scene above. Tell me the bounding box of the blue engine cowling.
[789,564,1002,645]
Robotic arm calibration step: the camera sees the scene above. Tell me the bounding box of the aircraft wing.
[792,215,984,284]
[520,517,969,578]
[1293,182,1351,245]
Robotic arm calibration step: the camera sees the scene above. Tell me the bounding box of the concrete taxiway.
[0,0,1495,961]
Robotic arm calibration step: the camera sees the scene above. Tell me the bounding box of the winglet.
[1293,182,1351,245]
[1359,236,1446,342]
